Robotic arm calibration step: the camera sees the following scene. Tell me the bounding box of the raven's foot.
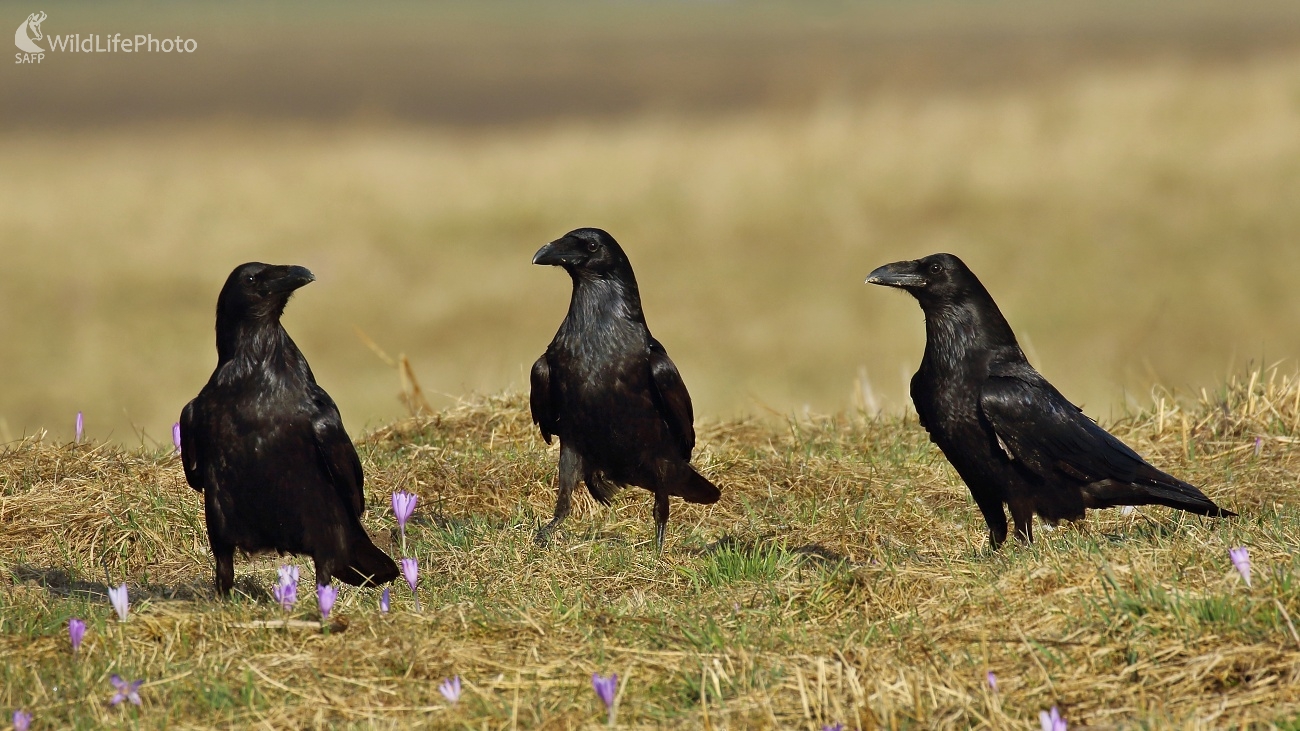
[535,518,566,547]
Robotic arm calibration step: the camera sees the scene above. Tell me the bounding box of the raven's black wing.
[978,360,1231,515]
[908,370,931,432]
[647,338,695,458]
[530,354,557,445]
[979,360,1152,482]
[179,399,204,492]
[308,385,366,517]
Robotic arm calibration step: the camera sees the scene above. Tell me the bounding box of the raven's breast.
[555,346,673,479]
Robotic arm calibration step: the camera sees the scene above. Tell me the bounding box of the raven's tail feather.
[671,467,721,505]
[1082,477,1235,518]
[585,472,621,506]
[336,533,399,587]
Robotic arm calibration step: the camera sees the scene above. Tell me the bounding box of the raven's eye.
[246,275,256,283]
[928,262,942,274]
[585,240,599,253]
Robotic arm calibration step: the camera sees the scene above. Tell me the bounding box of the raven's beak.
[866,261,927,288]
[268,265,316,293]
[532,240,583,266]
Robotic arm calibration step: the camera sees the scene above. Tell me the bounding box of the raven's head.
[865,253,982,307]
[532,228,634,281]
[217,262,316,322]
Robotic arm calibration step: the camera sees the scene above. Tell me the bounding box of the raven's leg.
[204,501,237,597]
[314,555,335,590]
[212,542,235,598]
[972,493,1009,549]
[536,442,581,546]
[653,490,670,554]
[1009,500,1034,544]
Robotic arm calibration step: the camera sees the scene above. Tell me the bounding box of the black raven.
[867,253,1234,547]
[530,228,721,551]
[180,263,399,595]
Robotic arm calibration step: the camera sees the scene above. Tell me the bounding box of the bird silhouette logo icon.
[14,11,46,53]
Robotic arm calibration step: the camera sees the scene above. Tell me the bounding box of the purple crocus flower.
[985,670,997,691]
[69,618,86,654]
[75,411,84,443]
[109,674,143,706]
[172,423,182,455]
[400,557,420,610]
[380,587,390,613]
[272,578,297,611]
[822,725,844,731]
[392,491,417,537]
[12,710,31,731]
[108,583,129,622]
[317,584,337,619]
[391,491,418,527]
[1039,706,1067,731]
[592,672,617,723]
[438,675,461,704]
[1230,547,1251,587]
[277,565,299,587]
[400,558,418,593]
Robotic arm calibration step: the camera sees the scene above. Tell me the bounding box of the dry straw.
[0,368,1297,727]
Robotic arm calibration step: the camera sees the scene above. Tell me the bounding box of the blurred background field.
[2,0,1300,445]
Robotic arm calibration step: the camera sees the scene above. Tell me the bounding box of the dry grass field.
[1,369,1299,728]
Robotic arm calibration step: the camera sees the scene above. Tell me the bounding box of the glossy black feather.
[530,228,721,550]
[648,338,695,459]
[868,253,1234,547]
[180,262,399,595]
[529,356,556,445]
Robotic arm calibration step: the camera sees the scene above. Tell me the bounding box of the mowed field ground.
[2,373,1300,728]
[3,1,1300,728]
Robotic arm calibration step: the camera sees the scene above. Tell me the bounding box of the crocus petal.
[400,558,418,593]
[985,670,997,691]
[108,583,129,621]
[317,584,337,619]
[380,588,390,613]
[591,673,617,709]
[75,411,84,443]
[439,675,461,703]
[12,710,31,731]
[69,618,86,653]
[391,491,418,529]
[1230,547,1251,587]
[108,673,144,707]
[272,580,297,611]
[172,422,182,454]
[1040,706,1067,731]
